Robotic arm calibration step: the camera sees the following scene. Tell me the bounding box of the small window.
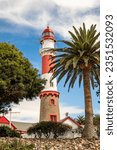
[43,32,54,37]
[50,99,55,105]
[50,115,57,122]
[50,81,54,87]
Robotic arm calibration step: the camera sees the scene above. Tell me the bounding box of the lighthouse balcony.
[40,48,56,56]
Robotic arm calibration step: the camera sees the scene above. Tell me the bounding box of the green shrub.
[0,126,21,137]
[51,122,71,139]
[27,121,71,139]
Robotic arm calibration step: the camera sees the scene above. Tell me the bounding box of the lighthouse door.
[50,115,57,122]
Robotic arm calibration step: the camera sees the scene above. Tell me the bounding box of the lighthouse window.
[50,81,54,87]
[49,32,54,36]
[50,99,55,105]
[43,32,54,37]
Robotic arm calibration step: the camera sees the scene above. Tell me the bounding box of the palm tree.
[75,115,85,125]
[50,23,100,139]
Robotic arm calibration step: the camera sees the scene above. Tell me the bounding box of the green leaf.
[64,68,73,87]
[65,59,73,70]
[73,57,78,69]
[68,31,78,42]
[0,42,44,108]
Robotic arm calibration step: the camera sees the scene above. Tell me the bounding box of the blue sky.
[0,0,100,122]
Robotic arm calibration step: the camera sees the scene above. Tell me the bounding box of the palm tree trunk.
[82,67,96,139]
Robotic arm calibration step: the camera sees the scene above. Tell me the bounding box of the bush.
[27,121,71,139]
[51,122,71,139]
[0,126,21,137]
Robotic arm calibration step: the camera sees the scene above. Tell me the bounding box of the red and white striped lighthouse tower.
[39,26,60,122]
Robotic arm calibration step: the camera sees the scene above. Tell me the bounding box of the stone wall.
[40,95,60,122]
[0,137,100,150]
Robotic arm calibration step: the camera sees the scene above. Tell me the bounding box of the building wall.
[40,95,60,122]
[62,120,78,130]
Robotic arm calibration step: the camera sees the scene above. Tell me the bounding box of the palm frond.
[57,69,68,84]
[50,23,100,91]
[68,31,78,42]
[64,67,73,87]
[68,69,78,91]
[79,72,83,87]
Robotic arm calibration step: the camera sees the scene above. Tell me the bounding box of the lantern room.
[40,26,56,48]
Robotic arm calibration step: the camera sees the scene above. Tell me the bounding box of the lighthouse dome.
[42,26,54,35]
[41,26,56,44]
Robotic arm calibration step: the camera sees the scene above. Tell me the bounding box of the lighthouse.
[39,26,60,122]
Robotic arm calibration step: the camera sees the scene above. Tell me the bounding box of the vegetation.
[75,115,85,125]
[0,140,34,150]
[50,23,100,138]
[27,121,71,139]
[50,122,71,139]
[0,42,45,113]
[0,126,21,137]
[75,114,100,137]
[0,101,11,114]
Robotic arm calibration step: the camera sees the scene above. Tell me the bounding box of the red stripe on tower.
[42,55,54,74]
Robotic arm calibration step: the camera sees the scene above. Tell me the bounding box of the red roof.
[61,116,81,127]
[42,26,54,34]
[0,116,17,129]
[0,116,34,135]
[40,26,56,44]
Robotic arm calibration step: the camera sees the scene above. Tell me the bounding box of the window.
[50,115,57,122]
[50,81,54,87]
[43,32,54,37]
[50,99,55,105]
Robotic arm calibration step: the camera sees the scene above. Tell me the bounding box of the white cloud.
[5,98,40,123]
[0,0,100,38]
[51,0,99,11]
[5,97,84,123]
[60,103,84,119]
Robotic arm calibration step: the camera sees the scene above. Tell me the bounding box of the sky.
[0,0,100,123]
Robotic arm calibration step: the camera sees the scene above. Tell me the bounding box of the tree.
[50,23,100,138]
[75,115,85,125]
[27,121,71,139]
[27,122,52,139]
[0,42,45,112]
[0,101,11,114]
[50,122,71,139]
[75,114,100,137]
[27,125,39,138]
